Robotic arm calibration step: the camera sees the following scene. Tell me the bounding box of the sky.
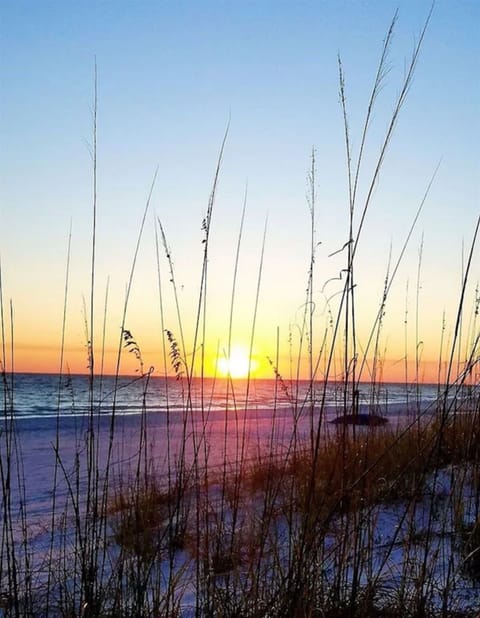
[0,0,479,382]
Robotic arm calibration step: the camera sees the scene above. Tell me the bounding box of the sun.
[217,345,258,379]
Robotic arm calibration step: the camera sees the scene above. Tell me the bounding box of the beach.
[2,373,480,615]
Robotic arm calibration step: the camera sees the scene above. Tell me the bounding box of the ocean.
[2,372,442,420]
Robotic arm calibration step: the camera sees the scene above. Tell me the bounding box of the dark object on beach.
[330,413,388,427]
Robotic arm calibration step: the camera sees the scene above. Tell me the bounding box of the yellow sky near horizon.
[6,292,476,386]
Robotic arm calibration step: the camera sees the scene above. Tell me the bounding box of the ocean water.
[2,372,443,420]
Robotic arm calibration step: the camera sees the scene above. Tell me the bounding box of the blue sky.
[0,1,478,378]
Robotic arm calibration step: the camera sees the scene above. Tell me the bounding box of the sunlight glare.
[217,346,258,379]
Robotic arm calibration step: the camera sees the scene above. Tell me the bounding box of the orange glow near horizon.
[5,335,464,386]
[6,347,458,385]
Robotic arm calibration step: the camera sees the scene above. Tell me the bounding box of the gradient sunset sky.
[0,1,478,381]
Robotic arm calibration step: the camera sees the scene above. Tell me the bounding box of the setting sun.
[216,345,258,379]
